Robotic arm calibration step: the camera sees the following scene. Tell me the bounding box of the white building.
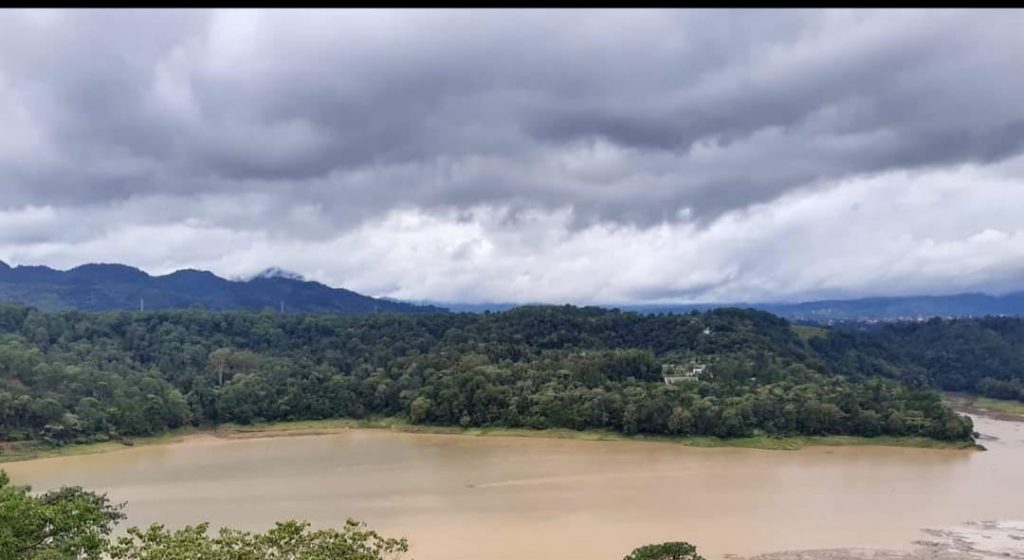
[663,363,708,384]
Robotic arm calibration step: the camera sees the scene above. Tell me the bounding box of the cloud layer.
[1,9,1023,303]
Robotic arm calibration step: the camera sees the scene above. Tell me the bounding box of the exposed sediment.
[743,521,1023,560]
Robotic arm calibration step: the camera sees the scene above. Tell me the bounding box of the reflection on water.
[5,415,1022,560]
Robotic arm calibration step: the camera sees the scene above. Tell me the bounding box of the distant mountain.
[758,293,1024,322]
[433,292,1024,322]
[6,259,1019,320]
[0,260,447,314]
[621,292,1024,322]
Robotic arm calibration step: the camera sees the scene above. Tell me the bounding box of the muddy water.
[5,415,1022,560]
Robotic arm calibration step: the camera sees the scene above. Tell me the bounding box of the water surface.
[6,415,1022,560]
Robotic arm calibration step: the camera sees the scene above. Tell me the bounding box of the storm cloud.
[2,9,1024,303]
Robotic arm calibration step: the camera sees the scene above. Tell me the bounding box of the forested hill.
[812,316,1024,403]
[0,304,975,448]
[0,261,444,313]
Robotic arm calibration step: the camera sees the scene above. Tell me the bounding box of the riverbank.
[218,417,979,450]
[969,396,1024,416]
[944,392,1024,422]
[0,430,200,464]
[0,416,979,464]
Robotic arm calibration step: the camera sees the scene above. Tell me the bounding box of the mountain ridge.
[0,261,446,314]
[619,291,1024,322]
[436,291,1024,322]
[4,259,1023,320]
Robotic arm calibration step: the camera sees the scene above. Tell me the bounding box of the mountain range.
[440,293,1024,322]
[617,293,1024,323]
[3,260,1024,321]
[0,260,446,313]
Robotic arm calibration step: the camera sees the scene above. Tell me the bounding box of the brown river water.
[5,414,1023,560]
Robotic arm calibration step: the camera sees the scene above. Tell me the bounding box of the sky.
[2,9,1024,304]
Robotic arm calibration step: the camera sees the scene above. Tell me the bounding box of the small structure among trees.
[662,362,709,384]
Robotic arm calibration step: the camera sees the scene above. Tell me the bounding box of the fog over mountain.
[2,9,1024,304]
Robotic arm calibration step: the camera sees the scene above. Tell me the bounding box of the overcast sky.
[2,9,1024,304]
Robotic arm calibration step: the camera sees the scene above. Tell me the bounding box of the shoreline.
[944,392,1024,421]
[0,416,980,464]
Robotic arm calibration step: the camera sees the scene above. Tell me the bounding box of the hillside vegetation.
[0,304,976,450]
[813,317,1024,403]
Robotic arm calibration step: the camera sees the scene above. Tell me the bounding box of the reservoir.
[5,414,1022,559]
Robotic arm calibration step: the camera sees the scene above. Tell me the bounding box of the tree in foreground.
[0,470,125,559]
[1,468,407,560]
[624,541,705,560]
[106,519,409,560]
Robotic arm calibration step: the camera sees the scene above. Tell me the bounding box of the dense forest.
[0,303,979,447]
[812,317,1024,402]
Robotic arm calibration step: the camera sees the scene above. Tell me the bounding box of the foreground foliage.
[0,470,124,559]
[0,304,974,449]
[0,470,407,560]
[624,541,705,560]
[107,520,408,560]
[4,470,705,559]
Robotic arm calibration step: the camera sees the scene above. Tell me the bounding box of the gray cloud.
[1,9,1024,302]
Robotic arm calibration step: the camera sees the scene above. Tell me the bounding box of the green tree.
[107,519,408,560]
[0,470,124,559]
[409,396,433,424]
[624,541,705,560]
[667,407,693,435]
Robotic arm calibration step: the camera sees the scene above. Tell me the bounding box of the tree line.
[0,303,976,447]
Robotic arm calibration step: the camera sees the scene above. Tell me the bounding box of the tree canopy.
[106,520,408,560]
[0,304,977,449]
[0,470,124,559]
[623,541,705,560]
[812,317,1024,402]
